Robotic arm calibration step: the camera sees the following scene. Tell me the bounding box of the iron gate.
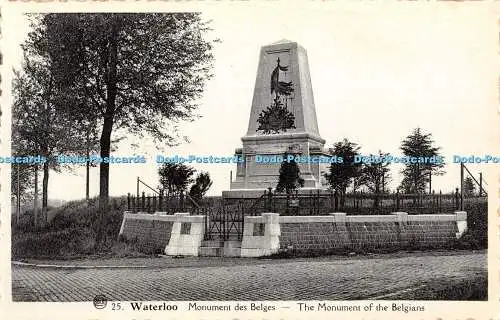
[203,202,247,241]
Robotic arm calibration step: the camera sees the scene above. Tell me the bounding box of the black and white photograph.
[1,1,497,319]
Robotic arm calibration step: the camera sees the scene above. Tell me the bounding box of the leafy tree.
[359,151,391,193]
[358,151,392,208]
[400,128,444,194]
[158,163,196,196]
[398,176,413,194]
[10,163,34,202]
[189,172,213,203]
[463,176,476,196]
[10,162,36,225]
[12,47,83,227]
[11,116,35,204]
[27,13,216,239]
[276,153,305,207]
[324,139,362,204]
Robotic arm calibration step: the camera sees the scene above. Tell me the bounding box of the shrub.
[464,201,487,249]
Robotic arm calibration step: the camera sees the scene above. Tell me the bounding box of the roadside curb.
[12,261,151,269]
[11,250,484,269]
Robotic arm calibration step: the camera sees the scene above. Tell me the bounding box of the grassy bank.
[11,197,150,260]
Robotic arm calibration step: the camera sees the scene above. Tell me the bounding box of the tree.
[400,128,444,194]
[189,172,213,203]
[12,45,83,227]
[276,153,305,207]
[324,139,362,204]
[10,162,35,226]
[80,118,100,202]
[158,163,196,196]
[398,176,413,194]
[463,176,475,196]
[10,163,34,202]
[11,114,36,204]
[358,151,392,209]
[28,13,216,240]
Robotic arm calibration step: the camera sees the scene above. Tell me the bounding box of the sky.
[2,2,499,200]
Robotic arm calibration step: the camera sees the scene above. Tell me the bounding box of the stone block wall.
[277,212,466,254]
[405,215,460,248]
[119,210,467,257]
[119,212,176,252]
[347,222,401,250]
[279,216,349,252]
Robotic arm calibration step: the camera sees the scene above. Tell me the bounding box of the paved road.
[12,251,486,301]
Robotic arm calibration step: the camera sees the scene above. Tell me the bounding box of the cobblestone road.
[12,251,486,301]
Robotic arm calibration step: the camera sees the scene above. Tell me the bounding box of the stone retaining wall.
[118,212,176,252]
[119,212,206,256]
[119,211,467,257]
[277,211,467,253]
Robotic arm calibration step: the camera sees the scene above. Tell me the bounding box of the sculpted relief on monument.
[256,57,296,134]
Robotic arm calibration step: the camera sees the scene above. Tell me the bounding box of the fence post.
[334,190,338,211]
[147,195,151,213]
[419,192,423,214]
[166,193,170,214]
[317,190,320,214]
[396,189,400,211]
[141,192,146,212]
[180,191,185,211]
[152,195,157,213]
[455,188,460,210]
[359,191,363,210]
[308,190,312,215]
[430,190,434,213]
[266,187,272,212]
[460,163,464,210]
[330,189,334,211]
[263,189,267,212]
[479,172,483,197]
[204,208,208,240]
[272,189,276,213]
[159,190,163,212]
[439,190,442,213]
[222,204,226,240]
[127,193,130,211]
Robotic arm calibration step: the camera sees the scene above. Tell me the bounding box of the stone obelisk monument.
[224,40,329,198]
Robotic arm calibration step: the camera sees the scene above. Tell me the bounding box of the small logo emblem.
[93,294,107,309]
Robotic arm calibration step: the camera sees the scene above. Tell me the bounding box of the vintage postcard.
[0,1,499,319]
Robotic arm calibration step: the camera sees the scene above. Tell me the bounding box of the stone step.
[203,233,242,242]
[199,246,223,257]
[224,240,242,249]
[223,240,242,257]
[199,238,243,257]
[201,239,224,248]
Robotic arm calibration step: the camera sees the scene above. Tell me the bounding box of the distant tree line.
[277,127,450,201]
